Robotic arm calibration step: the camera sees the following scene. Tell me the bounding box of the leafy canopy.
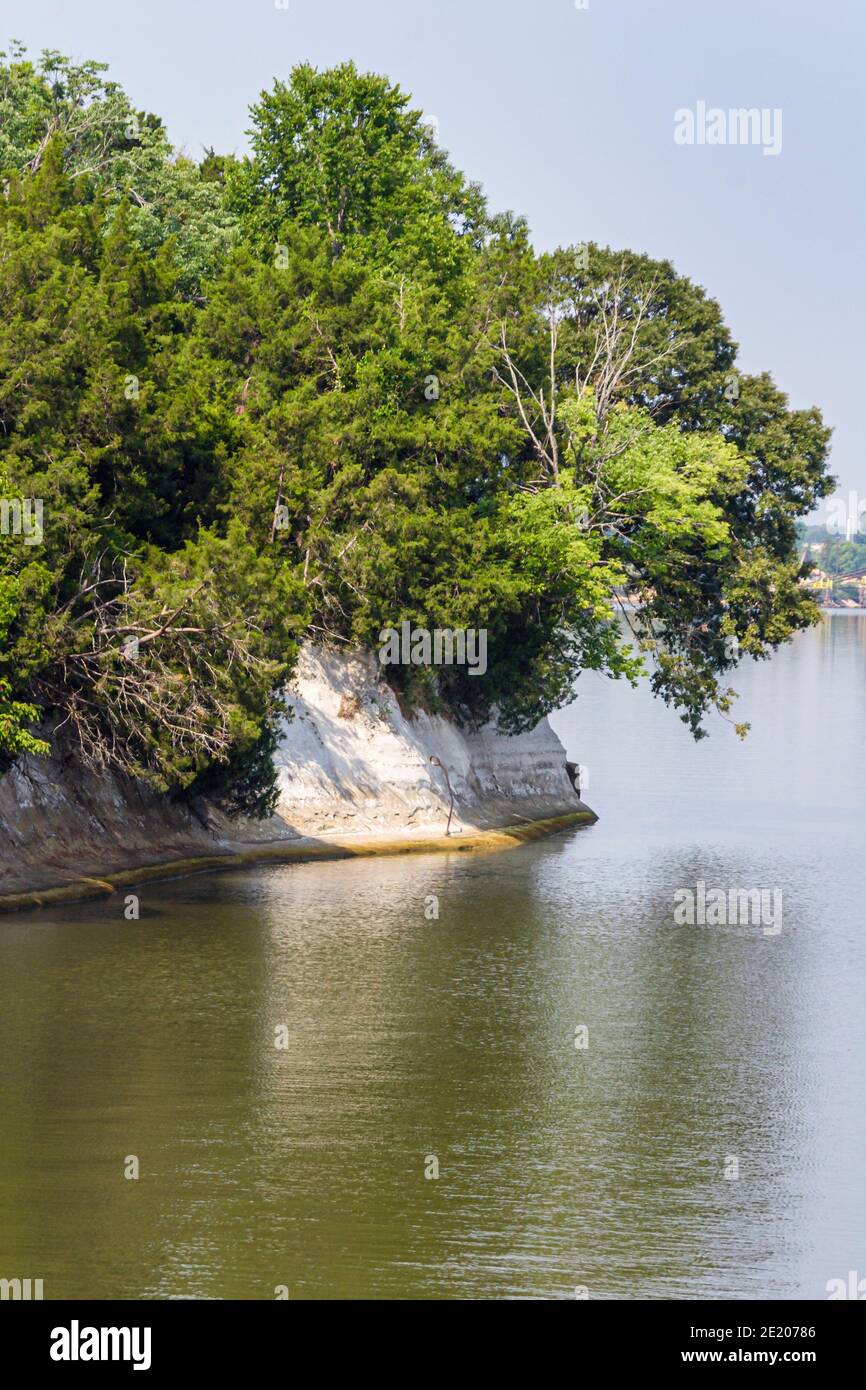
[0,54,835,805]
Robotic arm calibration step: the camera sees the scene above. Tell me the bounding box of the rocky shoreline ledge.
[0,646,595,912]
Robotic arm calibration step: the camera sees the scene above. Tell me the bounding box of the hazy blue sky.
[3,0,863,504]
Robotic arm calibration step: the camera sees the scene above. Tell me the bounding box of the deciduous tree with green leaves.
[0,42,238,297]
[0,55,835,810]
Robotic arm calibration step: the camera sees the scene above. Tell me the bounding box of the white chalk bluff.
[0,644,593,906]
[275,646,586,836]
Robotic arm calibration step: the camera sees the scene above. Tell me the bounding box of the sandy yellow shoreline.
[0,808,596,915]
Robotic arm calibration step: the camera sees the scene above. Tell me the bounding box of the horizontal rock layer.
[0,645,591,896]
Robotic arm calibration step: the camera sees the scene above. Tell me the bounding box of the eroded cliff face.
[0,740,295,896]
[275,646,586,835]
[0,645,590,896]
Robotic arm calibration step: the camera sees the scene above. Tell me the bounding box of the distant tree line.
[798,525,866,577]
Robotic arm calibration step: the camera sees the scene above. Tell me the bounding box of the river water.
[0,614,863,1300]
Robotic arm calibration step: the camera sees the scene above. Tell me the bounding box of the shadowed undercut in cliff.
[0,645,593,905]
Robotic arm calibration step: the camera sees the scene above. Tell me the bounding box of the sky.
[3,0,863,510]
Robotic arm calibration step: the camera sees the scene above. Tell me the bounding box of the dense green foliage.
[0,46,835,810]
[0,43,238,296]
[229,61,485,288]
[0,140,301,808]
